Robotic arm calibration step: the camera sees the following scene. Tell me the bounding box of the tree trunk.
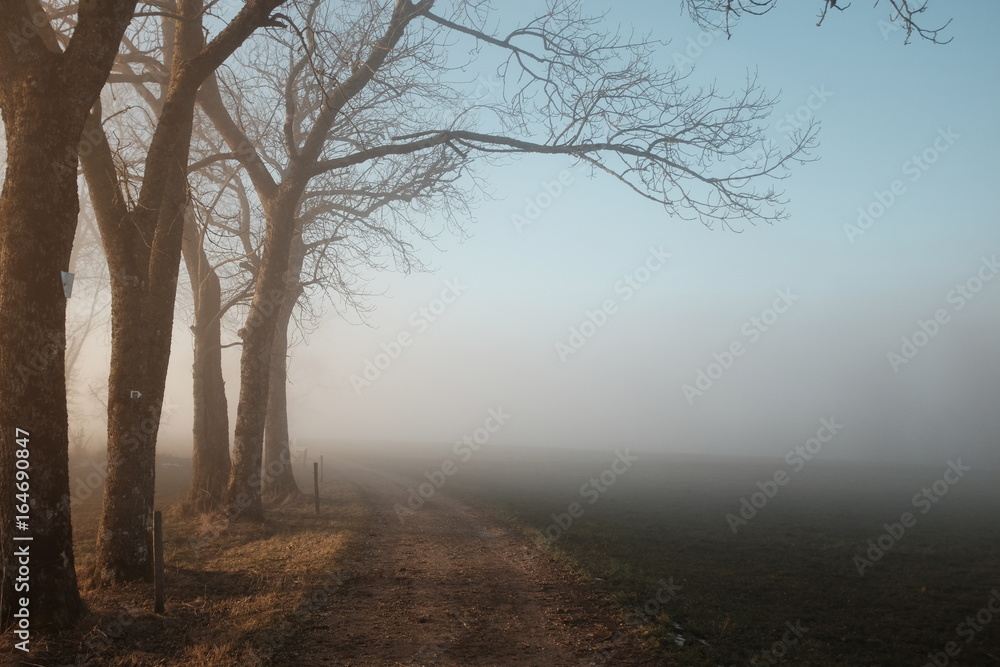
[224,194,301,521]
[262,319,298,503]
[83,98,197,584]
[0,3,137,629]
[81,0,291,572]
[82,0,213,584]
[262,229,306,503]
[0,87,86,632]
[181,209,231,514]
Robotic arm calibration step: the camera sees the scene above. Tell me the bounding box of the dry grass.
[3,454,371,666]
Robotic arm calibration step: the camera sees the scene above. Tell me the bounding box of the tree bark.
[181,209,231,514]
[0,2,138,629]
[91,107,195,583]
[214,0,426,521]
[0,85,85,632]
[82,0,289,583]
[224,193,301,520]
[262,229,306,503]
[81,15,202,585]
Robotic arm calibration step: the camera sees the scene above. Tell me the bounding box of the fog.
[72,0,1000,472]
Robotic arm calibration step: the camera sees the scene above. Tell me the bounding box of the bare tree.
[179,87,458,509]
[682,0,950,44]
[190,0,821,522]
[180,199,235,513]
[0,0,138,630]
[0,0,952,630]
[262,154,463,502]
[78,0,290,585]
[202,25,472,504]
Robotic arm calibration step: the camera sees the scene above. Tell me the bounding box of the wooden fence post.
[313,462,320,515]
[153,510,164,613]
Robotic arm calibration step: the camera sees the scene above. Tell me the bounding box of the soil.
[279,460,665,666]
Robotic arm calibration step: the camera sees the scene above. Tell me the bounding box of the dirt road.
[277,460,663,666]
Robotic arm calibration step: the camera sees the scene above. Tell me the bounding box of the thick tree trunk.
[83,0,214,584]
[181,210,231,513]
[84,100,197,585]
[262,231,305,502]
[224,194,300,521]
[262,321,298,503]
[210,0,425,524]
[0,3,137,629]
[94,282,162,583]
[81,0,290,573]
[0,91,86,631]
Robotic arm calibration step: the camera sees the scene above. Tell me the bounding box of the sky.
[127,0,1000,468]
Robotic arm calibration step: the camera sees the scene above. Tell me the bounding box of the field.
[8,446,999,665]
[429,447,1000,666]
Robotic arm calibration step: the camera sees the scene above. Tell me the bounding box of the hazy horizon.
[68,0,1000,471]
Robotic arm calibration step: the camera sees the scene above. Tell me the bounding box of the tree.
[181,200,234,513]
[682,0,950,44]
[260,154,461,502]
[192,0,824,522]
[191,0,474,520]
[78,0,290,584]
[0,0,138,630]
[180,70,460,508]
[197,22,471,504]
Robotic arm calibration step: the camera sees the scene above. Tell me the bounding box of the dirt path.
[278,460,664,666]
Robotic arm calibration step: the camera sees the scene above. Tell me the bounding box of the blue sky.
[154,0,1000,468]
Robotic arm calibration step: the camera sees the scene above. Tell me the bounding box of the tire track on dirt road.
[277,458,664,666]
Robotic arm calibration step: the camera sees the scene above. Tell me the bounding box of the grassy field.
[433,447,1000,666]
[5,454,371,667]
